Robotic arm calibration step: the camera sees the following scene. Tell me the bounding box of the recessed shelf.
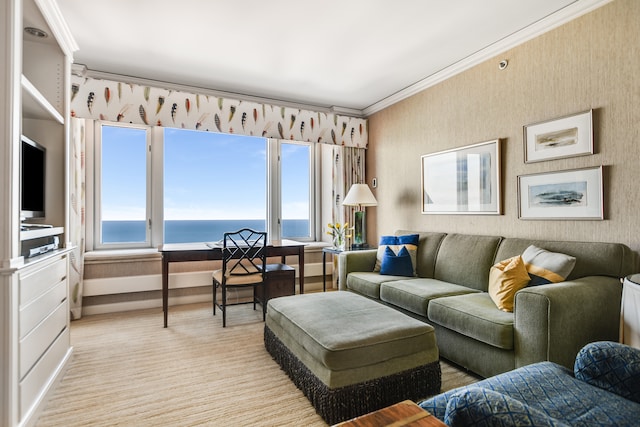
[21,74,64,124]
[20,226,64,241]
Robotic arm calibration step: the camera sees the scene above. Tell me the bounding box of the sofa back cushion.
[396,230,447,278]
[433,234,502,291]
[495,238,639,280]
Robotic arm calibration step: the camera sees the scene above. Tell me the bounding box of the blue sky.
[102,125,309,221]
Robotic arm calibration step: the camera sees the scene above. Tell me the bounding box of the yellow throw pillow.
[488,255,531,312]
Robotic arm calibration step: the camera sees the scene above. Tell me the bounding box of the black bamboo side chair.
[212,228,267,327]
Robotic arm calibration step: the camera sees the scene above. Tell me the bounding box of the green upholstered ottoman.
[264,291,441,424]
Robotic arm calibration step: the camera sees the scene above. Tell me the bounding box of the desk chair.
[212,228,267,327]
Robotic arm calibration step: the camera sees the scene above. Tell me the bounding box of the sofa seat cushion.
[428,293,514,349]
[420,361,640,426]
[380,278,480,317]
[346,271,407,299]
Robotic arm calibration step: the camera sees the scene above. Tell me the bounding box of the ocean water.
[102,219,309,244]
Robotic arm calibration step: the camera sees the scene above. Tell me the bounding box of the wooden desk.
[159,240,305,327]
[333,400,446,427]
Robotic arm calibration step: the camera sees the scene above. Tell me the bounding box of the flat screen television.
[21,135,46,219]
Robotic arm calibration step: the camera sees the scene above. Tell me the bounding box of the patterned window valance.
[70,76,368,148]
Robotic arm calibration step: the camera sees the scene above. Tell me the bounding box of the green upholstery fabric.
[433,234,502,291]
[428,293,514,350]
[266,292,439,388]
[339,230,639,378]
[514,276,624,370]
[395,231,447,278]
[267,292,437,371]
[380,279,479,316]
[337,250,378,291]
[346,271,403,299]
[495,238,639,280]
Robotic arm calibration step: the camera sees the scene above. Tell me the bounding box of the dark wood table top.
[333,400,446,427]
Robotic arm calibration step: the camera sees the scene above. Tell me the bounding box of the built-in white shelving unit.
[1,0,77,425]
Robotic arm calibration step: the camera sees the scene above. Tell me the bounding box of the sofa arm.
[337,249,377,291]
[574,341,640,404]
[444,388,569,427]
[514,276,622,370]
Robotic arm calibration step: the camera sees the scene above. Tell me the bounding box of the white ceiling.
[54,0,609,116]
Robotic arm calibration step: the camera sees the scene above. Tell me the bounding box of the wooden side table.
[333,400,446,427]
[264,263,296,300]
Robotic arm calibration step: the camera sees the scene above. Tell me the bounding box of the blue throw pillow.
[380,246,414,277]
[374,234,419,275]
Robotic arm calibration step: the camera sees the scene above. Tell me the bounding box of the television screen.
[21,136,46,219]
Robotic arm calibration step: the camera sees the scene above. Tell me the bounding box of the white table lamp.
[343,184,377,248]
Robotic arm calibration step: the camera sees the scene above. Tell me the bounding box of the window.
[95,124,150,248]
[163,129,267,243]
[92,122,315,249]
[281,142,312,239]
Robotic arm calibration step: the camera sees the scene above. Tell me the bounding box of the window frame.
[93,122,152,250]
[88,122,317,250]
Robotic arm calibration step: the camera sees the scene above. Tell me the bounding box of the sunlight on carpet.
[36,302,479,426]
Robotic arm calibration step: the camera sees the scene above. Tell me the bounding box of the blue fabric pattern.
[380,246,414,277]
[420,360,640,426]
[374,234,419,275]
[443,388,569,427]
[574,341,640,404]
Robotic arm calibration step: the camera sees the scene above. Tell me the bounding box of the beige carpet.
[36,302,480,426]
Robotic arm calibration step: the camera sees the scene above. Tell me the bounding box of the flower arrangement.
[327,222,353,250]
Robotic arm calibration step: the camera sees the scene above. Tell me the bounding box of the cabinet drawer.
[20,257,67,306]
[19,300,68,380]
[20,327,70,419]
[20,279,67,339]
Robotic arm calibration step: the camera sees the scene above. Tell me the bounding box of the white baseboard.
[84,261,329,296]
[81,261,330,315]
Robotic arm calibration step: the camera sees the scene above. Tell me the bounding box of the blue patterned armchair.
[420,341,640,426]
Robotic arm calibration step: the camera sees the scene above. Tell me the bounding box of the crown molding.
[34,0,79,58]
[363,0,612,117]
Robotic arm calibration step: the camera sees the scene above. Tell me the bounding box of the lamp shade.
[342,184,377,207]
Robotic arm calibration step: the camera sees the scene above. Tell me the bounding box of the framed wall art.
[421,139,501,215]
[524,109,593,163]
[518,165,603,220]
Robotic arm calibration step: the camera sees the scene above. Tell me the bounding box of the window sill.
[84,241,332,263]
[84,248,161,264]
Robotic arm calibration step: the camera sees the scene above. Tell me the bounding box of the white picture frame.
[524,110,593,163]
[518,166,604,220]
[421,139,501,215]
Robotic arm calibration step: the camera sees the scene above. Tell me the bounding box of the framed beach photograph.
[518,166,604,220]
[421,139,501,214]
[524,109,593,163]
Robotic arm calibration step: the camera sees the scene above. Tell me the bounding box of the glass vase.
[333,235,346,251]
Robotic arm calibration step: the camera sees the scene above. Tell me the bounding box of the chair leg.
[253,286,257,311]
[212,281,217,316]
[222,284,227,327]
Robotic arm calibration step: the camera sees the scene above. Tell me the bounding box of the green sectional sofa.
[338,231,639,378]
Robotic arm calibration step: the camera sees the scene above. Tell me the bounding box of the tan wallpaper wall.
[367,0,640,253]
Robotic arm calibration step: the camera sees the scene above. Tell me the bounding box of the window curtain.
[69,117,86,320]
[331,146,366,246]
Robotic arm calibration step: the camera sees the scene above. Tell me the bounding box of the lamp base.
[353,210,367,247]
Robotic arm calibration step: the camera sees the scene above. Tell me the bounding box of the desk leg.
[298,246,305,294]
[322,251,327,292]
[162,256,169,328]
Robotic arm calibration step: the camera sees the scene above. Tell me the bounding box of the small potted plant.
[327,222,352,251]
